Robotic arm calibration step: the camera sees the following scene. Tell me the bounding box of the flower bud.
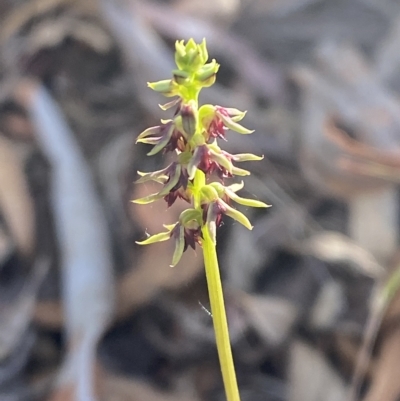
[179,209,202,226]
[180,101,197,138]
[195,60,220,87]
[147,79,178,97]
[172,69,190,85]
[174,39,208,72]
[200,185,220,203]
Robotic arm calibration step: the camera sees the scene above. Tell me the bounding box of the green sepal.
[232,153,264,162]
[187,162,198,181]
[226,181,244,193]
[147,79,177,96]
[198,104,216,124]
[218,113,254,134]
[209,149,233,173]
[225,189,270,208]
[147,125,174,156]
[232,166,250,176]
[159,98,181,111]
[174,38,207,72]
[181,100,197,138]
[208,182,225,197]
[136,126,160,141]
[136,169,168,184]
[200,185,220,203]
[224,108,247,122]
[195,60,220,87]
[136,231,171,245]
[179,209,202,226]
[131,192,162,205]
[136,137,161,145]
[220,199,253,230]
[178,151,193,165]
[198,38,208,65]
[158,164,181,196]
[187,146,203,180]
[163,223,177,230]
[171,225,185,267]
[206,205,217,244]
[173,69,190,85]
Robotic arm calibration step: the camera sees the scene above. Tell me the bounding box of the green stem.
[202,226,241,401]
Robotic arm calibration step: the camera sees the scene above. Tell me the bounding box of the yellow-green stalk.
[133,39,269,401]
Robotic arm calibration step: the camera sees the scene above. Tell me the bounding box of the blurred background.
[1,0,400,400]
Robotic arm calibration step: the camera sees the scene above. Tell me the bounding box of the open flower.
[132,163,189,206]
[187,142,263,180]
[136,119,187,155]
[199,105,253,141]
[136,209,202,266]
[209,181,270,208]
[164,167,190,207]
[198,183,270,243]
[203,198,253,244]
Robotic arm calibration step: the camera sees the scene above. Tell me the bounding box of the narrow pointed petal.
[136,167,169,184]
[136,137,162,145]
[232,166,250,176]
[199,38,208,64]
[220,199,253,230]
[225,189,270,208]
[136,231,171,245]
[179,209,202,226]
[171,225,185,267]
[163,223,178,230]
[187,147,203,180]
[218,113,254,134]
[159,97,181,111]
[147,79,174,93]
[209,149,233,173]
[200,185,220,203]
[226,181,244,193]
[147,126,174,156]
[131,192,163,204]
[232,153,264,162]
[224,108,247,122]
[159,164,181,196]
[136,176,167,184]
[137,126,160,141]
[135,171,168,184]
[206,203,218,244]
